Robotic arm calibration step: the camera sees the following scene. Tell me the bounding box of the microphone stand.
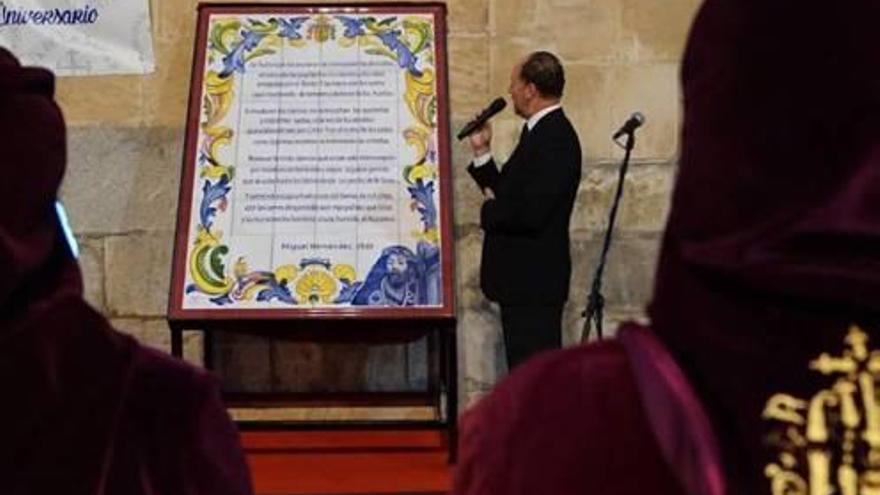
[580,129,637,342]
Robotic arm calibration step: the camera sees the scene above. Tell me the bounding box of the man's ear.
[525,82,539,100]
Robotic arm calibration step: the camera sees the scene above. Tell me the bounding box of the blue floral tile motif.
[199,176,231,231]
[336,16,423,76]
[277,17,308,40]
[408,180,438,232]
[336,15,367,38]
[219,29,265,77]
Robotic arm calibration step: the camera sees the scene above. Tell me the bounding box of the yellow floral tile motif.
[295,267,339,305]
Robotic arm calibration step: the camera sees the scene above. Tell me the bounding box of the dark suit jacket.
[467,109,581,305]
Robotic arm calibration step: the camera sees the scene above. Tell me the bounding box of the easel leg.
[203,330,214,370]
[445,324,458,464]
[171,326,183,358]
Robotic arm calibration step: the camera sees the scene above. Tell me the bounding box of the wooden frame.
[168,2,455,323]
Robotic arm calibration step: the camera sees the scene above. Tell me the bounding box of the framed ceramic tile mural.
[169,3,454,322]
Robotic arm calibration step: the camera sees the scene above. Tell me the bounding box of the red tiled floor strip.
[242,430,452,495]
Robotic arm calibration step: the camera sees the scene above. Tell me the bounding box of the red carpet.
[243,430,452,495]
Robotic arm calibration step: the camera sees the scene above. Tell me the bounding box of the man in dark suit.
[466,51,582,369]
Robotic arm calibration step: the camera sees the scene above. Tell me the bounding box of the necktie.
[520,123,529,143]
[509,123,529,161]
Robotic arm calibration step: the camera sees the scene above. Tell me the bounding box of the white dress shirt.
[472,103,562,168]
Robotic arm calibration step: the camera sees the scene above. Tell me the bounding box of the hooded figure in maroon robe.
[0,48,253,494]
[453,0,880,493]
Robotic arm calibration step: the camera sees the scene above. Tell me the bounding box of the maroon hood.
[0,47,81,323]
[0,47,131,492]
[0,49,252,494]
[649,0,880,491]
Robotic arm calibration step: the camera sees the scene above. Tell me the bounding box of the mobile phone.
[55,201,79,259]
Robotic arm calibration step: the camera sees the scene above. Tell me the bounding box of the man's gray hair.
[520,51,565,98]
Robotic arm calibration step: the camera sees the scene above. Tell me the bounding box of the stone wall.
[55,0,703,409]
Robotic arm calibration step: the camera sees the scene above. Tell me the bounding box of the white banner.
[0,0,154,76]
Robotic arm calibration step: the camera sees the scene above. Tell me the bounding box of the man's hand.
[483,188,495,200]
[468,124,492,156]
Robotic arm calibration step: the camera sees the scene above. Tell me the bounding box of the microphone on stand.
[612,112,645,140]
[582,111,645,342]
[456,97,507,140]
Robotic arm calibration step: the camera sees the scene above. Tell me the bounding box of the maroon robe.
[454,0,880,493]
[0,48,253,494]
[453,325,722,495]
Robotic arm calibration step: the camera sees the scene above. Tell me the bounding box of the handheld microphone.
[457,97,507,140]
[612,112,645,140]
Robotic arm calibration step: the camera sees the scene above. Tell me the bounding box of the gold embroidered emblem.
[763,325,880,495]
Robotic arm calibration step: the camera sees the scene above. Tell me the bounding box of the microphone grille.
[490,97,507,112]
[632,111,646,124]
